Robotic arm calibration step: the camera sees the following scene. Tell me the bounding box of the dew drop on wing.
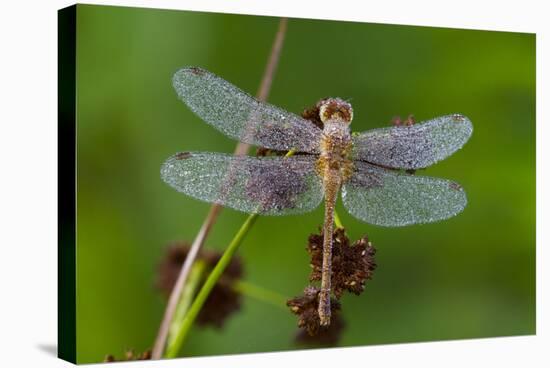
[160,152,325,216]
[351,114,473,170]
[341,161,468,227]
[172,67,323,153]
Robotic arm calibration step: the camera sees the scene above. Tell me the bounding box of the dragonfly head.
[318,97,353,125]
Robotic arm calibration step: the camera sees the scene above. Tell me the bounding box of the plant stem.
[232,280,288,310]
[166,260,206,348]
[152,205,221,359]
[151,17,288,359]
[165,214,258,358]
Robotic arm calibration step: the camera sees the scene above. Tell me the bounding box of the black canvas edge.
[58,4,77,364]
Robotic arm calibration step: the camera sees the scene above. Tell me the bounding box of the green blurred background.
[74,4,535,364]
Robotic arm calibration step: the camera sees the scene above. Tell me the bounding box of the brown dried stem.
[151,17,288,359]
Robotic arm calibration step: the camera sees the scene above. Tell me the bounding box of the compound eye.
[318,98,353,124]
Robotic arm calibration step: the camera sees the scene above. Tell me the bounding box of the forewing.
[352,114,472,169]
[173,67,322,153]
[342,161,467,227]
[161,152,324,215]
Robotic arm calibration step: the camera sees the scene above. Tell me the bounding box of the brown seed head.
[104,349,151,362]
[301,104,325,129]
[287,286,342,337]
[156,242,243,328]
[308,227,377,298]
[294,311,345,346]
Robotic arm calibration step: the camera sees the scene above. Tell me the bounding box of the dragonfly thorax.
[317,119,354,183]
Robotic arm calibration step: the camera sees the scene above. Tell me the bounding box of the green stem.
[334,210,344,229]
[166,260,206,347]
[165,213,258,358]
[232,280,288,310]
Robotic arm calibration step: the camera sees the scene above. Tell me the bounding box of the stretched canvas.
[58,4,536,364]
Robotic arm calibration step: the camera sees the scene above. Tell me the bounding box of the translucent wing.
[173,67,322,153]
[161,152,324,215]
[352,114,473,169]
[342,161,467,227]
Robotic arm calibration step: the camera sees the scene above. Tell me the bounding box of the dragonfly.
[161,67,473,326]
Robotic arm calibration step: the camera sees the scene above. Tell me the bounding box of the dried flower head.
[295,311,345,346]
[301,103,324,129]
[308,228,376,299]
[391,114,416,127]
[156,242,243,328]
[287,286,342,337]
[104,349,151,362]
